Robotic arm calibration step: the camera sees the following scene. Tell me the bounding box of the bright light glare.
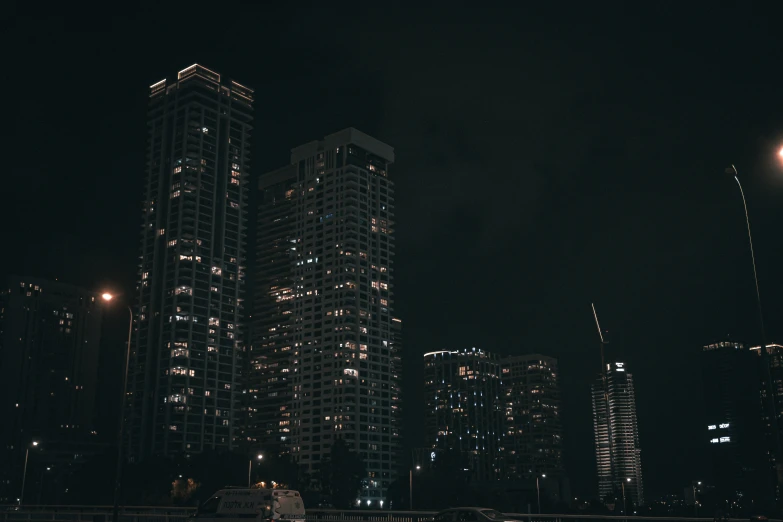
[257,454,264,460]
[626,478,631,482]
[778,146,783,159]
[102,293,114,301]
[416,465,421,470]
[542,474,546,478]
[32,441,39,446]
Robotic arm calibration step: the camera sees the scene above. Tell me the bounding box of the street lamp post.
[536,474,546,514]
[20,441,39,505]
[409,465,420,510]
[724,165,783,483]
[101,293,133,522]
[693,481,701,517]
[37,467,52,505]
[248,454,263,487]
[621,478,630,516]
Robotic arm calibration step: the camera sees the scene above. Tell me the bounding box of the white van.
[192,488,305,522]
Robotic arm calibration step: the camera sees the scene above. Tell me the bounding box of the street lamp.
[37,467,52,505]
[621,478,631,516]
[101,292,133,522]
[536,474,546,514]
[724,165,783,473]
[20,440,40,505]
[409,465,420,510]
[692,481,701,517]
[248,454,263,487]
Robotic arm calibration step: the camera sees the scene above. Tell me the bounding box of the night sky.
[7,3,783,500]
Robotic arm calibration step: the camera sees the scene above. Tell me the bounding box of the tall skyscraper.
[703,341,771,510]
[591,360,644,507]
[129,64,253,460]
[501,354,563,481]
[0,276,104,503]
[423,348,502,482]
[249,129,400,506]
[751,342,783,503]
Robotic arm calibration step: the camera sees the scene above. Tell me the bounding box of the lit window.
[209,317,219,326]
[158,228,165,236]
[170,190,181,199]
[168,239,177,247]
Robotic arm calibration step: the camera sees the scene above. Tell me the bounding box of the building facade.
[249,129,400,505]
[128,64,253,460]
[703,341,771,511]
[751,342,783,504]
[501,354,563,481]
[591,360,644,506]
[424,348,503,482]
[0,276,104,503]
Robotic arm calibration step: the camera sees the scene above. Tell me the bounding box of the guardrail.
[0,507,772,522]
[0,507,193,522]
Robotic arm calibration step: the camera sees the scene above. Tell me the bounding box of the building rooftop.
[291,127,394,163]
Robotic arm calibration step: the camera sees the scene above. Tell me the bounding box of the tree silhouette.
[319,440,366,509]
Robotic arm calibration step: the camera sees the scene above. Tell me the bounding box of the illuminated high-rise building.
[249,129,400,506]
[591,360,644,507]
[424,348,503,482]
[752,342,783,503]
[0,276,104,503]
[129,64,253,460]
[703,341,771,511]
[501,354,563,481]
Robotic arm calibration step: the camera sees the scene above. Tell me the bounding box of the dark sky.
[7,3,783,500]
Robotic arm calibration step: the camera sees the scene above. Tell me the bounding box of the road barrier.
[0,506,771,522]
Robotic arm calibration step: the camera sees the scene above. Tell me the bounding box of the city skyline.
[7,4,783,501]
